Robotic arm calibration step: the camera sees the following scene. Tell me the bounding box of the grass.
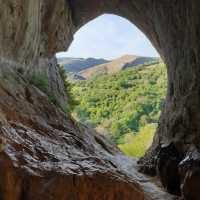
[118,124,156,157]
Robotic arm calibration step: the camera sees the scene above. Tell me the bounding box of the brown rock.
[0,65,176,199]
[1,1,200,199]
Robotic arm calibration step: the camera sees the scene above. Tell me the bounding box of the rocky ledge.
[0,64,176,200]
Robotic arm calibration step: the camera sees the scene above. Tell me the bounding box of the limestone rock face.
[27,56,68,109]
[0,0,73,107]
[0,0,74,65]
[0,64,175,200]
[1,0,200,199]
[179,147,200,200]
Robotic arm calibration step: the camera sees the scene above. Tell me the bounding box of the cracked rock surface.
[0,65,176,200]
[1,1,200,199]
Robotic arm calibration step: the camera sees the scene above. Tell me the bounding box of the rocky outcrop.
[0,0,74,65]
[1,0,200,199]
[0,64,176,200]
[28,56,68,109]
[179,147,200,200]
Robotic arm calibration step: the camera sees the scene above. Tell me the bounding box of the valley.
[58,56,166,157]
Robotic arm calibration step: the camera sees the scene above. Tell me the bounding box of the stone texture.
[179,147,200,200]
[1,0,200,199]
[0,0,74,65]
[0,65,176,200]
[156,143,182,195]
[28,56,68,109]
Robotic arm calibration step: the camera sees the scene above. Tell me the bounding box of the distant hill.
[57,57,109,73]
[79,55,159,79]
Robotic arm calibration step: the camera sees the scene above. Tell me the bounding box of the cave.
[0,1,200,200]
[57,13,162,159]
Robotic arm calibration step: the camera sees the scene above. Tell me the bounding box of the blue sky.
[56,14,159,60]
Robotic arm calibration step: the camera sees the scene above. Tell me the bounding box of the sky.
[56,14,159,60]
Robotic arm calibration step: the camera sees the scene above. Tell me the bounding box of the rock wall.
[27,56,68,109]
[0,0,74,65]
[1,0,200,199]
[0,0,73,108]
[0,62,175,200]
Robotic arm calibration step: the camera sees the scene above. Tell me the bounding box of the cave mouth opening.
[56,14,166,158]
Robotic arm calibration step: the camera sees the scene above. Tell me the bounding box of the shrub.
[29,66,78,113]
[118,124,156,157]
[30,74,60,108]
[58,64,78,111]
[30,74,49,94]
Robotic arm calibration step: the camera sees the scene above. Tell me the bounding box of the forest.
[71,63,167,157]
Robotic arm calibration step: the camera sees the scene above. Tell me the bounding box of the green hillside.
[79,55,159,79]
[71,63,167,157]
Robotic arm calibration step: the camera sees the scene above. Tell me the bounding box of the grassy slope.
[72,62,167,157]
[79,55,158,79]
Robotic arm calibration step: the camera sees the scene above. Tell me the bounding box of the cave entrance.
[56,14,166,158]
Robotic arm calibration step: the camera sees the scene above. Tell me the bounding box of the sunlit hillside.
[71,62,167,157]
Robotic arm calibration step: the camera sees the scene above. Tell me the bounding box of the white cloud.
[56,14,159,59]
